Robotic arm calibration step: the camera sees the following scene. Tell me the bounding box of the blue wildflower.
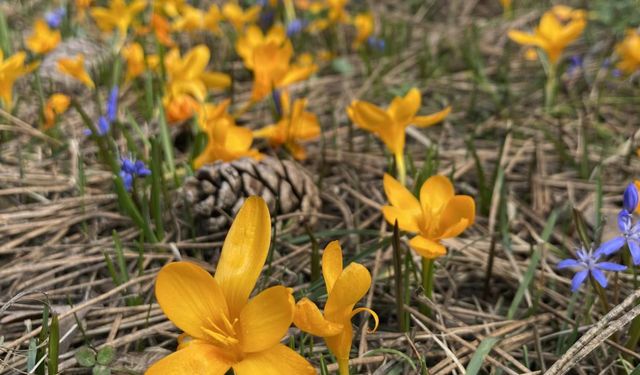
[106,86,119,122]
[558,247,626,292]
[367,36,385,51]
[85,86,118,136]
[119,157,151,191]
[567,55,582,76]
[623,183,638,213]
[286,19,307,37]
[598,210,640,265]
[45,7,66,29]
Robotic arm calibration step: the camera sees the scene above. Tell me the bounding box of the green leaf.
[331,58,354,75]
[96,346,115,366]
[465,336,501,375]
[47,314,60,375]
[75,347,96,367]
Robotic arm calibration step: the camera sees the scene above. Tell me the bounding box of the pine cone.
[182,157,321,232]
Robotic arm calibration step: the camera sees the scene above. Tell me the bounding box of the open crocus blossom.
[164,45,231,102]
[352,13,373,49]
[43,93,70,129]
[347,88,451,184]
[147,197,316,374]
[235,24,287,70]
[57,54,95,88]
[222,2,261,31]
[163,93,200,124]
[253,91,320,160]
[382,173,475,259]
[193,100,262,168]
[25,19,61,55]
[172,4,222,34]
[507,5,586,64]
[293,241,378,375]
[0,51,39,110]
[615,29,640,75]
[90,0,146,39]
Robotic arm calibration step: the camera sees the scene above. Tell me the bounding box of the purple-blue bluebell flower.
[623,183,638,213]
[558,247,626,292]
[106,86,119,122]
[119,157,151,191]
[271,89,282,117]
[367,36,385,51]
[286,19,307,37]
[567,55,582,76]
[45,7,66,29]
[85,86,118,136]
[598,210,640,265]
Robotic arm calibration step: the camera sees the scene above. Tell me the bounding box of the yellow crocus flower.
[508,5,586,64]
[250,41,317,102]
[615,29,640,75]
[293,241,378,375]
[26,20,61,55]
[194,100,262,168]
[163,93,200,124]
[352,12,373,49]
[43,93,70,129]
[122,42,153,82]
[222,2,261,31]
[153,0,185,17]
[236,24,286,70]
[90,0,147,38]
[57,54,95,89]
[0,51,39,109]
[382,173,475,259]
[147,197,316,374]
[164,44,231,101]
[347,88,451,184]
[172,4,222,34]
[254,91,320,160]
[499,0,512,12]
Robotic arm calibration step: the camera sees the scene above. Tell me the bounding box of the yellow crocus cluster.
[121,42,159,83]
[236,25,317,102]
[162,45,231,123]
[193,100,262,169]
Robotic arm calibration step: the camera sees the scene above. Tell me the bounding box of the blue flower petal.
[630,240,640,266]
[624,183,639,213]
[591,268,607,289]
[596,262,627,272]
[557,258,580,269]
[571,269,589,292]
[595,236,625,257]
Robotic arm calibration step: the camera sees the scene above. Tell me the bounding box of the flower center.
[202,315,243,358]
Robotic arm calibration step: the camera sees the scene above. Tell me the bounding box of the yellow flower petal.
[232,344,315,375]
[145,341,231,375]
[507,30,544,48]
[412,106,451,128]
[239,286,294,353]
[388,88,421,125]
[293,297,344,337]
[438,195,475,239]
[351,307,379,333]
[324,263,371,323]
[382,205,420,233]
[214,196,271,318]
[322,240,343,293]
[201,71,231,89]
[155,262,229,341]
[383,173,422,221]
[420,175,454,214]
[408,235,447,259]
[347,100,389,131]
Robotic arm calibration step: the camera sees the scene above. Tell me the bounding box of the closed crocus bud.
[624,183,638,214]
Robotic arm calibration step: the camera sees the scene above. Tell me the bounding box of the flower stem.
[420,257,435,316]
[589,275,610,314]
[544,63,558,112]
[391,221,408,332]
[395,152,406,186]
[337,358,350,375]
